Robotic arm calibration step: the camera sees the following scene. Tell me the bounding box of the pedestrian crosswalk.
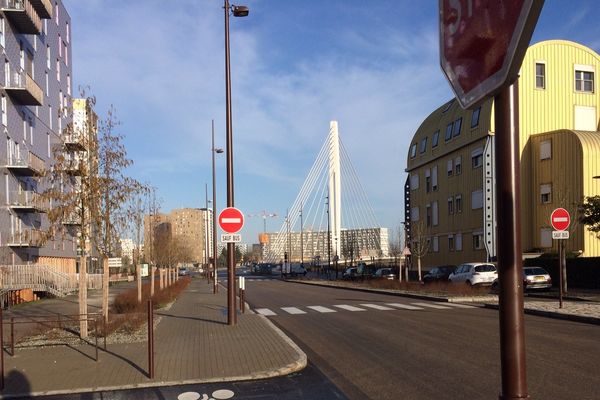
[253,301,477,316]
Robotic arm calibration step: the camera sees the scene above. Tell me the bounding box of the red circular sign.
[551,208,570,231]
[218,207,245,234]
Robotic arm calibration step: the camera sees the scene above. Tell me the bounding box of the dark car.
[423,266,456,283]
[523,267,552,290]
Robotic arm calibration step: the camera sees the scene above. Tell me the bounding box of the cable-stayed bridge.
[263,121,388,265]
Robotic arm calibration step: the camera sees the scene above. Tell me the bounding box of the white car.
[449,263,497,286]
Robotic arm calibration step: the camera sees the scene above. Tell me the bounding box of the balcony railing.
[28,0,51,19]
[5,229,44,247]
[3,151,45,176]
[62,210,81,226]
[63,132,87,151]
[4,68,44,106]
[8,190,48,212]
[65,158,83,175]
[0,0,42,34]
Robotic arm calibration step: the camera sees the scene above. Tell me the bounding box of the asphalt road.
[242,277,600,400]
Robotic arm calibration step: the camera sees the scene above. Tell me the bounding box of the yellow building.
[405,40,600,269]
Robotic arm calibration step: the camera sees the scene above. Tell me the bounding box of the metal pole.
[0,307,4,390]
[10,317,14,356]
[327,194,331,278]
[212,120,219,294]
[300,203,304,269]
[205,183,210,283]
[94,318,98,362]
[561,239,568,294]
[224,0,236,326]
[147,299,154,378]
[495,82,529,400]
[559,240,564,309]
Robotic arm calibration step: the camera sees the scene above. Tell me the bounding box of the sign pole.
[495,82,529,400]
[559,239,564,309]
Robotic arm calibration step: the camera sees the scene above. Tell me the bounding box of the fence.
[0,265,103,297]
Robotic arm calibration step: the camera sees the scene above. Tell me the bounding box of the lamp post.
[212,119,223,294]
[224,0,248,325]
[205,183,210,283]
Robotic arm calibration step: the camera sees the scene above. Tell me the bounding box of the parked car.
[288,264,307,277]
[373,268,396,280]
[423,265,456,284]
[523,267,552,290]
[342,267,358,280]
[178,267,189,276]
[449,263,497,286]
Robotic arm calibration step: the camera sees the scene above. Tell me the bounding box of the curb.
[285,278,497,303]
[483,303,600,325]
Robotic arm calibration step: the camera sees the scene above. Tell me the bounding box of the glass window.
[471,190,483,209]
[575,69,594,93]
[448,235,455,252]
[411,207,420,221]
[455,195,462,213]
[472,148,483,168]
[448,197,454,214]
[410,173,419,190]
[471,107,481,128]
[456,233,462,251]
[540,140,551,160]
[0,17,4,48]
[452,117,462,137]
[1,95,6,126]
[426,204,432,227]
[432,236,439,252]
[410,143,417,158]
[540,184,552,203]
[432,166,438,191]
[432,201,438,226]
[445,122,453,141]
[473,232,484,250]
[432,130,439,148]
[455,156,462,175]
[420,137,428,153]
[425,169,431,193]
[540,228,552,248]
[447,159,453,176]
[536,62,545,89]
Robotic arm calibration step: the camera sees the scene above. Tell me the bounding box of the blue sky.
[63,0,600,243]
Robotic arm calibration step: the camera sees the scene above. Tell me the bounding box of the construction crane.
[246,211,278,234]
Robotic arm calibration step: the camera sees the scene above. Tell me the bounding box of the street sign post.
[440,1,545,399]
[218,207,245,234]
[550,208,570,309]
[440,0,545,109]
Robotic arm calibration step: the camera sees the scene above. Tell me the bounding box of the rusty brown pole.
[94,318,99,362]
[147,299,154,379]
[495,82,529,400]
[10,317,14,356]
[559,239,564,308]
[103,316,107,350]
[1,307,4,390]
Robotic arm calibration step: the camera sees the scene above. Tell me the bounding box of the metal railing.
[5,229,44,247]
[7,190,48,211]
[0,265,103,296]
[2,151,45,175]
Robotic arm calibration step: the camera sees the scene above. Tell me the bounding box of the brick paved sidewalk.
[0,278,306,398]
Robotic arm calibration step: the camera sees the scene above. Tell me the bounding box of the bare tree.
[388,225,404,281]
[410,220,429,282]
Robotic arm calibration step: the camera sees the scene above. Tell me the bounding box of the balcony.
[0,0,42,34]
[64,158,83,176]
[62,132,87,151]
[4,69,44,106]
[28,0,51,19]
[5,229,44,247]
[8,190,48,213]
[3,152,45,176]
[62,211,81,226]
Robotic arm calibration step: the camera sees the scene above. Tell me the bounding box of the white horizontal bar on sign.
[222,218,242,223]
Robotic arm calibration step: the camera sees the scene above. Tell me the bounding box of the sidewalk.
[1,277,306,398]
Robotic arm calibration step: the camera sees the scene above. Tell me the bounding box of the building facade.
[405,40,600,269]
[0,0,75,270]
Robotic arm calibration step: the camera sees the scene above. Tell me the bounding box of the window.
[432,236,439,252]
[452,117,462,137]
[540,228,552,248]
[1,95,6,126]
[448,235,455,251]
[56,58,60,81]
[471,107,481,128]
[410,143,417,158]
[447,159,453,177]
[425,168,431,193]
[471,147,483,168]
[67,74,71,95]
[420,136,428,153]
[411,207,420,221]
[0,17,4,48]
[445,122,453,141]
[46,45,51,69]
[472,189,483,209]
[410,173,419,190]
[540,184,552,204]
[575,67,594,93]
[432,166,438,191]
[49,104,52,130]
[455,195,462,213]
[64,41,68,66]
[448,197,454,215]
[536,62,546,89]
[55,2,59,25]
[22,112,26,140]
[455,156,462,175]
[66,22,70,43]
[29,117,33,145]
[455,233,463,251]
[47,132,50,157]
[540,140,551,160]
[473,232,484,249]
[45,71,49,96]
[426,204,432,227]
[432,130,439,148]
[432,201,438,226]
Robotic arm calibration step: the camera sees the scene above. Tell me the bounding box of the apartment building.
[144,208,213,266]
[0,0,75,270]
[405,40,600,269]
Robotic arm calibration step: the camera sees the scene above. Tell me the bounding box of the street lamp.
[212,119,223,294]
[224,0,248,325]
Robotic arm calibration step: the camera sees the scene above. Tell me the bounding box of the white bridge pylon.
[265,121,383,264]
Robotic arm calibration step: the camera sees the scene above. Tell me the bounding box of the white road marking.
[411,302,452,309]
[333,304,367,312]
[255,308,277,316]
[444,303,477,309]
[360,303,395,311]
[281,307,307,314]
[307,306,337,313]
[386,303,424,310]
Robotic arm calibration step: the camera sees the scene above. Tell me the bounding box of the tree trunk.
[150,266,155,297]
[136,263,142,303]
[79,255,88,339]
[398,257,403,283]
[102,257,109,324]
[417,256,422,282]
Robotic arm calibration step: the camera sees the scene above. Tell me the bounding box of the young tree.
[579,196,600,236]
[409,220,429,282]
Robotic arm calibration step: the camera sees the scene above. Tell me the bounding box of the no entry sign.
[218,207,245,234]
[551,208,570,231]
